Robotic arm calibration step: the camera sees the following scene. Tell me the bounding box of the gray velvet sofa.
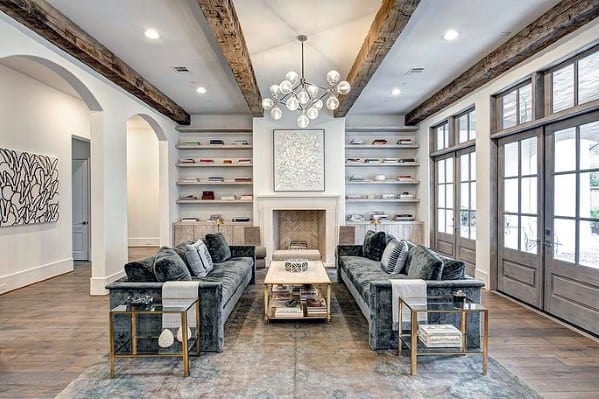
[106,245,255,352]
[336,244,485,351]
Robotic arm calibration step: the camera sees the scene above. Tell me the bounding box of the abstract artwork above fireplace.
[0,148,59,227]
[273,129,324,192]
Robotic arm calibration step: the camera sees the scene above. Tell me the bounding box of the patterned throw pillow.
[392,241,410,274]
[362,230,387,261]
[185,240,214,277]
[204,232,232,263]
[380,238,409,274]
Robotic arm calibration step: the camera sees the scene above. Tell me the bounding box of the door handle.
[544,241,554,247]
[77,221,88,225]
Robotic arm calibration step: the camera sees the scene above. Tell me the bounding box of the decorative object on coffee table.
[284,258,309,273]
[273,129,324,192]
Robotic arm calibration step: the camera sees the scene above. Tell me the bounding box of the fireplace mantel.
[256,195,341,266]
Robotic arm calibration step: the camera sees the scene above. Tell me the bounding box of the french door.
[497,110,599,334]
[433,148,477,275]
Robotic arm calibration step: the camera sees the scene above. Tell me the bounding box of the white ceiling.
[21,0,563,118]
[46,0,249,114]
[233,0,381,100]
[351,0,563,115]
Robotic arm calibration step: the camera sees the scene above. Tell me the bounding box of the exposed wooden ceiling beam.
[0,0,190,125]
[335,0,421,117]
[405,0,599,126]
[195,0,262,117]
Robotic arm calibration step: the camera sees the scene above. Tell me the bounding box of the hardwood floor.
[0,248,597,398]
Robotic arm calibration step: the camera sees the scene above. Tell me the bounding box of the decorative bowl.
[126,294,153,306]
[284,258,309,273]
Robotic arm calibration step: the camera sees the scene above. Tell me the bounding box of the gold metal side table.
[109,298,200,377]
[397,296,488,376]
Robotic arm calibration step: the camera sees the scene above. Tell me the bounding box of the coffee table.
[397,296,488,376]
[109,298,200,377]
[264,260,331,323]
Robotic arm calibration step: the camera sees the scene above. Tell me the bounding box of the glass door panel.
[434,155,456,257]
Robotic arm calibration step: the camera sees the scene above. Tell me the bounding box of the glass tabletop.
[111,298,198,313]
[400,296,486,312]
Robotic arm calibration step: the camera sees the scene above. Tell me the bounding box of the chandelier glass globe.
[269,84,280,98]
[262,98,274,111]
[297,89,310,105]
[325,95,339,110]
[326,70,340,85]
[307,84,319,98]
[336,81,351,95]
[286,96,299,111]
[297,113,310,128]
[279,79,293,94]
[306,107,319,120]
[312,99,323,110]
[270,106,282,120]
[285,71,299,85]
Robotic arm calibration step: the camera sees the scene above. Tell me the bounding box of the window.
[436,157,454,234]
[435,123,449,150]
[550,50,599,113]
[457,109,476,143]
[459,151,476,240]
[499,82,533,129]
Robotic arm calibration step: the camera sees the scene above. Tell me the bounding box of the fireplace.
[255,195,341,266]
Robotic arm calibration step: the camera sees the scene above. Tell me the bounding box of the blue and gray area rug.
[58,273,541,399]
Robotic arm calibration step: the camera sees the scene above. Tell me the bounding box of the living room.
[1,0,598,398]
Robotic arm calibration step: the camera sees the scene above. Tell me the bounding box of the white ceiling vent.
[406,67,425,74]
[172,66,189,72]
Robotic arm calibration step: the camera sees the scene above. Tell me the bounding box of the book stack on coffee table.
[418,324,462,348]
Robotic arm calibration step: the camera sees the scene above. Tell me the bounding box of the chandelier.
[261,34,351,128]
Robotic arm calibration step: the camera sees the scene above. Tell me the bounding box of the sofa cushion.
[173,241,194,266]
[205,232,232,263]
[153,247,192,282]
[124,256,156,282]
[255,246,267,259]
[380,239,409,274]
[362,230,387,261]
[406,245,443,280]
[340,256,409,302]
[186,240,214,277]
[439,255,466,280]
[199,257,253,302]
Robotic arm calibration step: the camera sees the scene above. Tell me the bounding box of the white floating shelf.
[345,145,419,149]
[345,199,420,203]
[174,221,254,226]
[346,181,420,185]
[176,200,254,204]
[176,127,252,133]
[176,181,253,186]
[345,163,419,167]
[176,163,253,167]
[176,145,253,150]
[345,220,423,225]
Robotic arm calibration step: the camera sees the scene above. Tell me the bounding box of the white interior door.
[72,159,89,261]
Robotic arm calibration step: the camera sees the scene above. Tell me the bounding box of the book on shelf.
[372,139,388,145]
[209,139,224,145]
[232,217,250,223]
[398,192,415,199]
[349,138,364,145]
[233,139,249,145]
[346,158,361,163]
[398,158,416,163]
[180,217,199,223]
[346,194,363,200]
[199,159,215,163]
[223,159,233,164]
[398,175,415,182]
[208,176,225,182]
[178,178,199,183]
[397,138,415,145]
[364,158,379,163]
[272,284,290,292]
[180,140,200,146]
[179,158,196,164]
[371,211,388,220]
[418,324,463,348]
[239,194,253,201]
[394,214,415,221]
[274,305,303,318]
[234,177,252,182]
[220,195,236,201]
[349,175,364,181]
[300,286,318,301]
[237,159,252,164]
[382,158,399,163]
[381,194,395,199]
[181,194,197,200]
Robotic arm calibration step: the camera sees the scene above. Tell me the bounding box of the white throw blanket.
[162,281,200,329]
[390,279,427,331]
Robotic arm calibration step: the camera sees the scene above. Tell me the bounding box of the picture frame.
[273,129,325,192]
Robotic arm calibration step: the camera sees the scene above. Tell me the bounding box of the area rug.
[57,271,542,399]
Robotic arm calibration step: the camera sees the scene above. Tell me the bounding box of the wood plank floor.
[0,248,597,398]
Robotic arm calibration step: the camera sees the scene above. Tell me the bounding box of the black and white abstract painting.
[0,148,59,227]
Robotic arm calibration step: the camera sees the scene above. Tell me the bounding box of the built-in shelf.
[176,200,253,204]
[176,163,252,167]
[176,145,253,150]
[345,199,420,203]
[345,162,419,167]
[176,181,253,186]
[345,220,424,225]
[176,127,252,133]
[345,127,419,133]
[345,144,419,149]
[174,221,254,226]
[347,181,419,185]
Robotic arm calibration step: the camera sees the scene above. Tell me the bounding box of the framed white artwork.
[273,129,325,192]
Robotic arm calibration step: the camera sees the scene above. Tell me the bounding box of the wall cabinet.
[173,222,248,245]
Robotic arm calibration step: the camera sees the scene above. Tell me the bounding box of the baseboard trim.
[90,269,125,296]
[0,258,73,294]
[475,268,489,287]
[128,237,160,247]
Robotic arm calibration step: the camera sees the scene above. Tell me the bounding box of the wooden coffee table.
[264,260,331,323]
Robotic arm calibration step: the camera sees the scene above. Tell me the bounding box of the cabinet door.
[174,224,194,245]
[231,226,245,245]
[384,224,424,244]
[194,225,215,240]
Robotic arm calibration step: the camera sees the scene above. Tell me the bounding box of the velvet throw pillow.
[124,256,157,282]
[380,239,409,274]
[439,255,466,280]
[204,232,232,263]
[153,247,192,282]
[185,240,214,277]
[363,230,387,261]
[406,245,443,280]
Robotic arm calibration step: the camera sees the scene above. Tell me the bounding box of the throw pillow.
[173,241,194,266]
[153,247,192,282]
[392,240,410,274]
[439,255,466,280]
[363,230,387,261]
[406,245,443,280]
[204,232,232,263]
[185,240,214,277]
[124,256,156,282]
[401,240,416,274]
[380,238,409,274]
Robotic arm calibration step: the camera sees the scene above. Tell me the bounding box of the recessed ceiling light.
[144,29,160,40]
[391,88,401,96]
[443,29,459,41]
[196,87,207,94]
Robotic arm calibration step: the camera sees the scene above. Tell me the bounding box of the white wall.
[0,63,90,294]
[0,14,179,294]
[416,19,599,287]
[127,124,160,246]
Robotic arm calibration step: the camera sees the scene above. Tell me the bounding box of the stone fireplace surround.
[256,195,341,266]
